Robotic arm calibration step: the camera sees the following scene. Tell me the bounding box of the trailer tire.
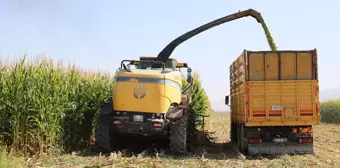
[236,123,241,151]
[169,112,188,155]
[233,123,237,142]
[230,122,233,142]
[230,122,236,143]
[240,124,248,154]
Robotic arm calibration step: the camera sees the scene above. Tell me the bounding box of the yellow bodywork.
[230,49,320,126]
[113,57,185,114]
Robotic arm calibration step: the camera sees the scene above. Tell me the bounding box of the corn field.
[320,100,340,124]
[0,55,114,155]
[0,55,211,155]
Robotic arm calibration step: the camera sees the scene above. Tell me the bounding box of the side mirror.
[187,68,193,83]
[187,75,193,83]
[225,96,229,105]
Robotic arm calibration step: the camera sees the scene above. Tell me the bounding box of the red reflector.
[253,114,266,117]
[113,121,121,126]
[299,138,313,143]
[248,139,262,144]
[154,123,162,128]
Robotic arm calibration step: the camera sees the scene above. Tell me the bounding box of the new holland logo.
[133,86,146,99]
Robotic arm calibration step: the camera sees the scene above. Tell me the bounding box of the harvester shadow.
[77,134,242,160]
[76,134,171,158]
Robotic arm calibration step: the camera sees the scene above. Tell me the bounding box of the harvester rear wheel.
[169,112,189,154]
[187,111,197,152]
[94,100,116,153]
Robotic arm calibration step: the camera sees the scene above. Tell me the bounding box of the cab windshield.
[137,60,176,69]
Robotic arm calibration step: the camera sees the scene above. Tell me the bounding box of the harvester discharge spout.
[155,8,277,63]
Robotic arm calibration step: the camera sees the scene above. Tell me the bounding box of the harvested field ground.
[2,112,340,168]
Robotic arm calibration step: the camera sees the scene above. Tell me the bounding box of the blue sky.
[0,0,339,111]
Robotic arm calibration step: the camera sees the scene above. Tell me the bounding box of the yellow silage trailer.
[225,49,320,155]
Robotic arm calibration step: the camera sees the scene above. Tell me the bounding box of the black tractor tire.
[187,111,197,152]
[236,123,241,151]
[230,122,234,143]
[230,122,237,143]
[240,124,248,154]
[169,112,189,155]
[94,100,116,153]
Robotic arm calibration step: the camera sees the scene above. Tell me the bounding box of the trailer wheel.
[240,124,248,154]
[169,112,188,154]
[229,122,233,142]
[236,123,241,150]
[94,100,116,153]
[230,122,236,143]
[233,123,237,143]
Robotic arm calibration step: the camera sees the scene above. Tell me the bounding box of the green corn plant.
[0,57,7,147]
[60,70,113,152]
[182,72,212,129]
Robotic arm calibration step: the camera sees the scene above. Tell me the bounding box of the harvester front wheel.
[94,100,116,153]
[169,112,189,154]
